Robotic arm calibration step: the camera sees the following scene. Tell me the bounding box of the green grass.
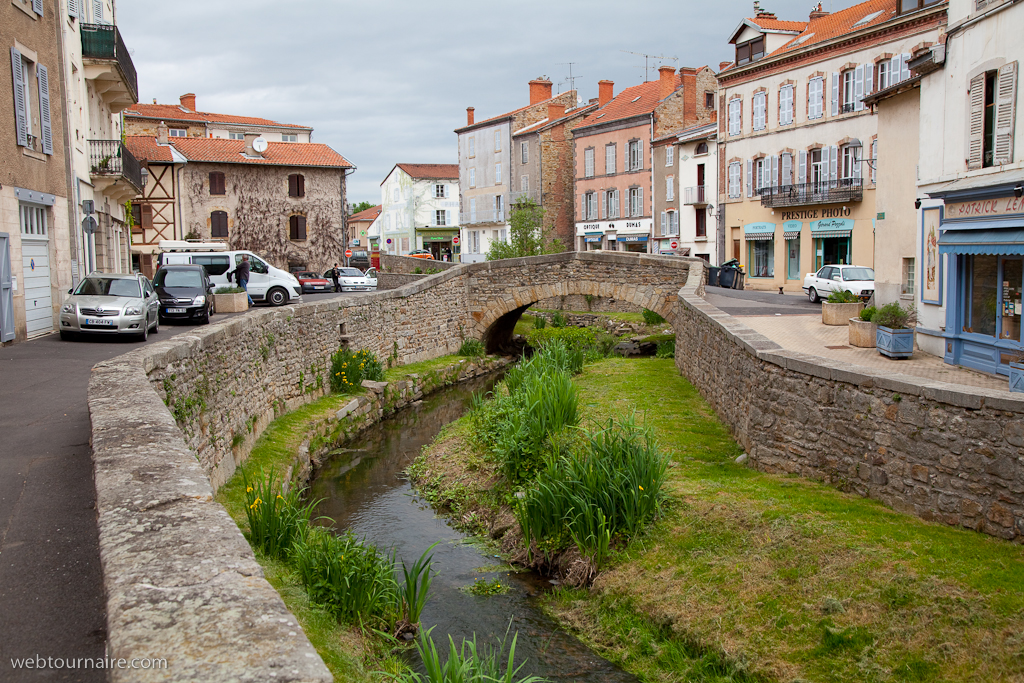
[514,313,539,336]
[532,308,648,324]
[538,357,1024,683]
[384,353,465,382]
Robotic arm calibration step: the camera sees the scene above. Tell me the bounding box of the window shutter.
[37,64,53,155]
[771,155,778,187]
[781,153,792,187]
[661,211,667,233]
[637,143,643,170]
[299,216,307,240]
[637,187,643,216]
[613,190,619,218]
[10,49,27,148]
[297,174,305,197]
[141,204,153,228]
[831,73,840,116]
[581,195,586,220]
[994,61,1018,166]
[900,54,911,83]
[863,63,874,101]
[746,159,752,197]
[32,0,43,15]
[890,55,902,85]
[853,147,862,181]
[92,0,102,22]
[68,0,78,17]
[798,151,807,184]
[288,174,297,196]
[854,65,865,111]
[870,139,878,183]
[967,72,986,170]
[829,146,839,186]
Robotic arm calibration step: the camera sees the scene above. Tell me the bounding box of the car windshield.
[842,267,874,281]
[296,272,320,279]
[340,268,364,277]
[74,277,141,298]
[154,269,204,288]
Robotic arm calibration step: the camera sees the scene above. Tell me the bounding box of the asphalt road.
[703,284,820,316]
[0,290,348,682]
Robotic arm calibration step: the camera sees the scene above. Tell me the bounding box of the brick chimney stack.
[529,77,553,105]
[809,2,829,18]
[179,93,196,112]
[678,66,698,123]
[547,102,565,122]
[658,65,677,100]
[598,80,614,107]
[244,131,262,157]
[719,61,733,72]
[157,121,168,144]
[466,107,475,126]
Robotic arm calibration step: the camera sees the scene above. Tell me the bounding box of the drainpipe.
[649,113,655,254]
[55,6,81,287]
[175,163,184,241]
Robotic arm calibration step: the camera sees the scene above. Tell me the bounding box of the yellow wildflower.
[246,486,253,493]
[639,485,644,491]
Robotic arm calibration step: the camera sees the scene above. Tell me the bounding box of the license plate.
[85,318,115,326]
[166,308,186,314]
[314,285,326,290]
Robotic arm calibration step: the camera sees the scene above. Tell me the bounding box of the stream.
[309,372,639,682]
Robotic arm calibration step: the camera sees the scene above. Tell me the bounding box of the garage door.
[22,240,52,337]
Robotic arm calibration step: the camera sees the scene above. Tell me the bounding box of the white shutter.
[870,139,878,184]
[600,191,606,219]
[92,0,103,22]
[782,153,792,187]
[829,146,839,186]
[853,147,862,181]
[746,159,753,197]
[900,54,911,83]
[10,49,27,148]
[613,190,619,218]
[32,0,43,15]
[729,99,740,136]
[854,65,865,111]
[798,151,807,185]
[37,64,53,155]
[831,73,840,116]
[637,187,643,216]
[994,61,1018,166]
[967,72,986,170]
[890,55,902,84]
[780,85,793,125]
[661,211,667,233]
[863,63,874,101]
[637,143,643,170]
[753,92,764,131]
[770,155,777,187]
[68,0,78,17]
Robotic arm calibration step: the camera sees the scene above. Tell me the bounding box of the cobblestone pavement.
[735,313,1010,392]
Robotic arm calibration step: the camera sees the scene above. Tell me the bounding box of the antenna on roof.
[621,51,679,83]
[556,62,579,95]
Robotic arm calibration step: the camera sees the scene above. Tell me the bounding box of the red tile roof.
[350,205,382,222]
[395,163,459,180]
[749,17,808,31]
[454,92,575,134]
[512,103,599,137]
[126,135,353,169]
[771,0,898,56]
[124,103,311,130]
[575,77,681,130]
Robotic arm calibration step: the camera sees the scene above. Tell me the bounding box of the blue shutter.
[11,49,28,148]
[37,64,53,155]
[830,73,840,116]
[0,233,14,342]
[32,0,43,15]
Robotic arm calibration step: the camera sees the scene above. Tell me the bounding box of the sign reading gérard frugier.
[944,195,1024,220]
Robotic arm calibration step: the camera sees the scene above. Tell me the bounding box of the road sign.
[82,215,97,235]
[670,240,678,250]
[344,249,353,258]
[452,236,460,245]
[386,238,392,244]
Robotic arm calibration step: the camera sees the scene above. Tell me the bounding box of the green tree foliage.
[351,201,376,214]
[485,198,562,260]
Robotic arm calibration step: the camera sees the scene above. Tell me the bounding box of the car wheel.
[267,287,288,306]
[201,308,210,325]
[151,317,159,334]
[59,331,74,341]
[808,287,820,303]
[138,320,149,342]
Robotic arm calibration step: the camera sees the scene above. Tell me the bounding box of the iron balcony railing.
[757,178,863,208]
[683,185,708,205]
[460,209,506,225]
[81,23,138,103]
[89,140,144,193]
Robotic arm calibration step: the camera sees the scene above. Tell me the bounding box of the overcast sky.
[116,0,821,204]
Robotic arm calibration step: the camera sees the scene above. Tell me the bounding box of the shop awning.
[938,228,1024,255]
[783,231,800,240]
[584,236,602,243]
[812,230,852,239]
[617,234,648,242]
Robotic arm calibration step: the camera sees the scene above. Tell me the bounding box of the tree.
[485,198,562,260]
[350,201,375,214]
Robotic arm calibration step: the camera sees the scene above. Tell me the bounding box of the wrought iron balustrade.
[757,178,863,208]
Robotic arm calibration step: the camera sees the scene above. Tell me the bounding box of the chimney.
[244,131,261,157]
[528,77,553,105]
[466,107,475,126]
[658,65,677,100]
[678,67,698,123]
[157,121,168,145]
[598,80,614,107]
[547,102,565,122]
[179,93,196,112]
[719,61,733,72]
[809,2,829,19]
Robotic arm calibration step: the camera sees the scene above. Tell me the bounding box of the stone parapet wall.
[674,261,1024,542]
[377,272,427,290]
[380,253,458,274]
[532,294,641,313]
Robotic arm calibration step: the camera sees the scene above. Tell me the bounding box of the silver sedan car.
[59,273,160,341]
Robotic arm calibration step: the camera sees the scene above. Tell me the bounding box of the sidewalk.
[735,313,1009,392]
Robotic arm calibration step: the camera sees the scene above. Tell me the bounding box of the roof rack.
[158,240,228,252]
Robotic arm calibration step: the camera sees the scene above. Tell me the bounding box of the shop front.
[617,233,649,253]
[416,227,458,261]
[744,222,777,280]
[583,233,604,250]
[933,190,1024,376]
[810,217,854,270]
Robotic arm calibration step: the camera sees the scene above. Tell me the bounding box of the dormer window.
[736,36,765,66]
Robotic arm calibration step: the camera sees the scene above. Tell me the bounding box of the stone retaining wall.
[674,261,1024,542]
[380,253,458,274]
[377,272,427,290]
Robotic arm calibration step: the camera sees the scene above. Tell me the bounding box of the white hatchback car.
[803,265,876,303]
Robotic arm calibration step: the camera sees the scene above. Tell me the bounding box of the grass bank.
[414,356,1024,682]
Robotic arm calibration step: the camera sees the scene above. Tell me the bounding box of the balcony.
[81,23,138,110]
[460,209,506,225]
[89,140,144,203]
[683,185,708,206]
[758,178,863,208]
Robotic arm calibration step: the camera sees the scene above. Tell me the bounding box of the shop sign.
[577,219,653,235]
[782,220,802,232]
[618,234,648,242]
[944,196,1024,220]
[584,236,602,243]
[781,206,851,221]
[809,218,853,232]
[743,222,776,234]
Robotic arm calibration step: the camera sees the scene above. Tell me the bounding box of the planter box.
[822,302,864,326]
[212,292,248,313]
[1010,362,1024,393]
[848,318,877,347]
[876,325,914,359]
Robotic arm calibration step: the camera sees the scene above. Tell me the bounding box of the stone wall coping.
[680,259,1024,413]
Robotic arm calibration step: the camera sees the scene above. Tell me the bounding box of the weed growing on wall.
[330,348,385,393]
[641,308,666,325]
[458,339,485,357]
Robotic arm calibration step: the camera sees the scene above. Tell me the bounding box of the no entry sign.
[670,240,678,250]
[344,249,352,258]
[452,236,460,245]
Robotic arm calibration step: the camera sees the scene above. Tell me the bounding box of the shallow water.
[310,373,638,682]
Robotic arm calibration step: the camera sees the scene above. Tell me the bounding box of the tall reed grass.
[242,468,318,560]
[394,625,547,683]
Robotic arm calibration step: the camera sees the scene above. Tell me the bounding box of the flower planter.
[1010,362,1024,393]
[822,302,864,326]
[212,292,249,313]
[848,318,877,347]
[876,325,914,359]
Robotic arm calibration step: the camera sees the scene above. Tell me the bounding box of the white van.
[156,241,302,306]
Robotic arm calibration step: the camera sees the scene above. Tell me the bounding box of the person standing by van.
[236,255,253,307]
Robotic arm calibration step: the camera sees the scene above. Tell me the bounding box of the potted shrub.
[849,305,877,348]
[874,302,917,359]
[1009,349,1024,393]
[213,285,249,313]
[822,289,864,326]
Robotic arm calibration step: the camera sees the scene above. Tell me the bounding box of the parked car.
[364,267,378,289]
[295,271,333,293]
[407,249,434,259]
[154,265,214,325]
[326,267,376,292]
[348,250,370,270]
[156,241,302,306]
[803,265,876,303]
[59,273,159,341]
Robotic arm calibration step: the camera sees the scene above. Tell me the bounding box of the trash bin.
[706,266,720,288]
[718,267,736,289]
[734,271,745,290]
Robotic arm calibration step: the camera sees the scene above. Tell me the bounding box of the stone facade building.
[573,66,717,253]
[124,93,313,143]
[652,122,720,260]
[125,125,353,276]
[455,79,576,263]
